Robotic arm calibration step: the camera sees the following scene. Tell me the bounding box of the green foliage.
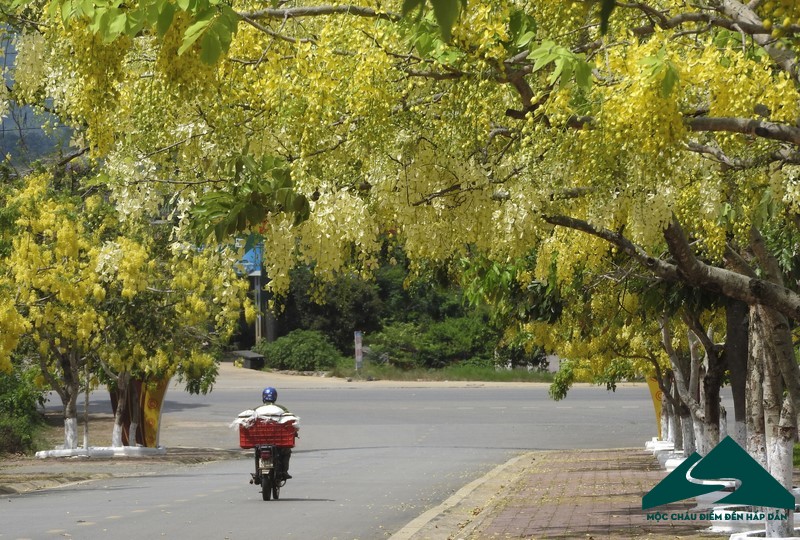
[53,0,239,64]
[506,9,536,53]
[190,154,310,241]
[402,0,465,42]
[592,358,639,392]
[376,265,465,323]
[0,367,45,454]
[419,315,497,368]
[278,266,384,353]
[495,341,548,370]
[639,48,680,98]
[366,314,498,370]
[460,255,562,327]
[365,321,422,370]
[549,359,575,401]
[332,360,554,382]
[254,329,345,371]
[530,41,593,90]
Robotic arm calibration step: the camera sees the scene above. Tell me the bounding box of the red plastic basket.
[239,419,296,449]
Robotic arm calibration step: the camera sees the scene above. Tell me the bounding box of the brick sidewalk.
[412,449,725,540]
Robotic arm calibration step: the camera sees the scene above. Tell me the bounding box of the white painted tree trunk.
[701,422,718,457]
[751,305,796,538]
[732,419,746,449]
[693,421,706,455]
[59,350,82,450]
[111,422,124,447]
[719,406,728,440]
[765,432,794,538]
[64,417,78,449]
[129,422,139,445]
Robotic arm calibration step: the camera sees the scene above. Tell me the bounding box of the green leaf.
[126,8,147,35]
[178,8,215,56]
[430,0,460,42]
[79,0,95,18]
[199,28,222,64]
[548,57,564,86]
[157,2,176,36]
[61,0,73,24]
[402,0,425,16]
[508,10,536,51]
[516,31,535,48]
[106,11,127,41]
[575,60,592,90]
[558,60,573,87]
[660,64,679,97]
[214,5,239,50]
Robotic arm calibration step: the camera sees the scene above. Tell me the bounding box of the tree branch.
[239,5,400,23]
[542,214,681,280]
[663,219,800,321]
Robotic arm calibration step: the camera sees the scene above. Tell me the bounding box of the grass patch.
[794,443,800,469]
[330,362,554,383]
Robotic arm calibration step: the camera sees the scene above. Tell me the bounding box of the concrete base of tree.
[35,446,167,458]
[729,528,800,539]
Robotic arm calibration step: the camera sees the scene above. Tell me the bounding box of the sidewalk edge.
[389,452,530,540]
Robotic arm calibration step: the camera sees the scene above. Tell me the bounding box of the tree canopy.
[4,0,800,431]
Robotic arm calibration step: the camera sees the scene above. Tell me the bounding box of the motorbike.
[251,444,288,500]
[239,418,297,501]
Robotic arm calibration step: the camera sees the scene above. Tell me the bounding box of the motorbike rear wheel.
[272,476,280,500]
[261,472,272,500]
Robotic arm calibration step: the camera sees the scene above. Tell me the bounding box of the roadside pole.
[354,331,363,372]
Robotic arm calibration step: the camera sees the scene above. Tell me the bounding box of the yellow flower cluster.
[43,23,131,156]
[155,11,218,95]
[0,299,30,373]
[757,0,800,37]
[451,2,511,64]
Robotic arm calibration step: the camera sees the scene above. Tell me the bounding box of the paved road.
[1,365,665,539]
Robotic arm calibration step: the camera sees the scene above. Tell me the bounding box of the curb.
[389,452,531,540]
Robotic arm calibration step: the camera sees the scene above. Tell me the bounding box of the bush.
[418,316,497,368]
[366,315,499,370]
[254,330,345,371]
[365,322,421,370]
[0,368,46,455]
[0,416,36,454]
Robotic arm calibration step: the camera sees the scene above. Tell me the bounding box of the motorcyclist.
[254,386,298,480]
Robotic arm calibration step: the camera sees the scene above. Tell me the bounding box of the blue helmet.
[262,387,278,403]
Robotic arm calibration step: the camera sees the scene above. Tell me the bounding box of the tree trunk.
[747,306,768,469]
[61,350,81,449]
[765,395,796,537]
[63,395,78,449]
[129,380,141,446]
[111,372,131,448]
[725,297,749,447]
[680,407,694,455]
[661,315,707,454]
[672,404,683,450]
[661,377,673,443]
[757,306,797,538]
